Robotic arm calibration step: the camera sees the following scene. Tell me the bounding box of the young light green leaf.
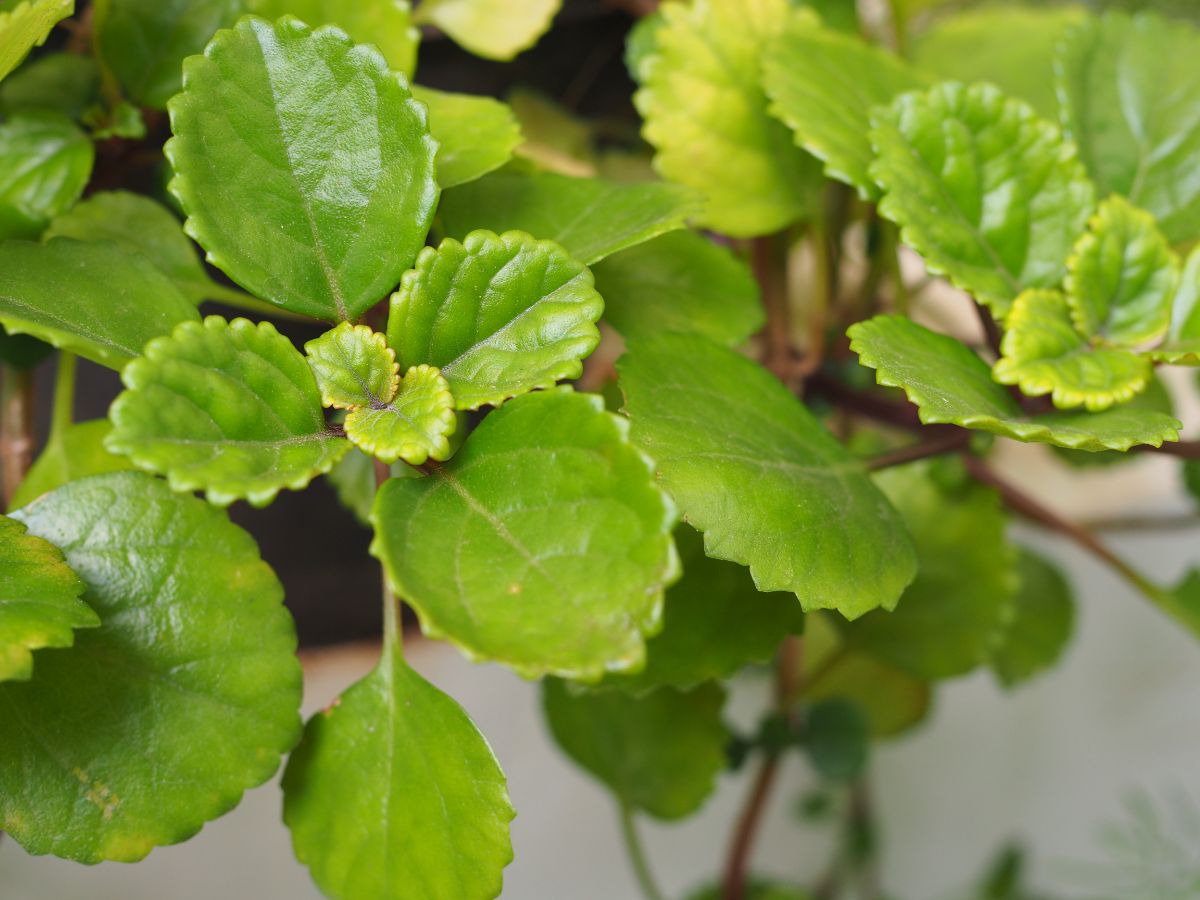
[618,333,917,619]
[869,82,1095,318]
[0,0,73,83]
[0,514,95,682]
[1065,196,1178,346]
[0,238,200,370]
[542,679,726,820]
[371,388,679,680]
[635,0,821,236]
[167,15,439,322]
[437,171,700,266]
[247,0,419,76]
[1057,11,1200,244]
[413,0,558,61]
[387,230,602,410]
[990,548,1076,688]
[304,323,399,410]
[413,86,521,188]
[106,316,350,507]
[762,16,925,198]
[624,7,663,83]
[993,289,1152,412]
[344,364,456,465]
[591,230,764,347]
[283,654,513,900]
[849,315,1180,452]
[10,419,133,510]
[506,86,596,177]
[0,112,92,240]
[2,472,302,862]
[1151,247,1200,365]
[0,51,98,117]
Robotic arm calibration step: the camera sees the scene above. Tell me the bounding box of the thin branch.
[1,364,35,511]
[804,371,924,433]
[974,301,1003,358]
[721,754,782,900]
[374,458,403,660]
[1143,440,1200,460]
[866,430,970,471]
[618,802,667,900]
[1081,513,1200,533]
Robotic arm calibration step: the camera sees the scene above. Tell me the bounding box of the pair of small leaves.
[0,111,92,240]
[0,0,72,83]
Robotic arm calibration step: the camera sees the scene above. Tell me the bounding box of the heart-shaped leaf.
[0,0,73,83]
[10,419,133,510]
[413,86,521,189]
[0,111,92,240]
[247,0,419,77]
[304,322,399,411]
[412,0,558,61]
[990,548,1076,688]
[344,364,456,465]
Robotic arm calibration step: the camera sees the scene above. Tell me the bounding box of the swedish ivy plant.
[1,1,1199,899]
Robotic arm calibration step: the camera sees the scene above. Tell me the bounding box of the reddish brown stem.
[1,365,35,511]
[753,235,795,383]
[721,754,781,900]
[866,429,970,470]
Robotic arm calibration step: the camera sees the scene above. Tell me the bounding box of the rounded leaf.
[247,0,419,77]
[413,0,558,61]
[990,548,1076,688]
[304,322,399,410]
[0,111,92,240]
[413,86,521,189]
[344,364,456,465]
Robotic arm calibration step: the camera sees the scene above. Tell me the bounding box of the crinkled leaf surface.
[618,333,916,619]
[849,315,1180,451]
[0,0,72,83]
[0,514,94,682]
[387,230,602,410]
[247,0,418,76]
[1057,12,1200,244]
[762,16,925,198]
[344,364,456,465]
[10,419,133,510]
[0,112,92,240]
[990,548,1075,688]
[437,171,699,266]
[1,472,302,862]
[994,289,1152,412]
[413,0,558,61]
[304,322,398,410]
[635,0,820,236]
[542,678,726,820]
[371,389,678,680]
[0,51,96,117]
[869,82,1094,318]
[0,238,199,370]
[283,653,513,900]
[167,15,439,322]
[1152,247,1200,364]
[107,317,349,507]
[412,86,520,189]
[591,230,763,347]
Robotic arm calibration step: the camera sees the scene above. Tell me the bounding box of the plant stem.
[974,302,1004,358]
[1144,440,1200,460]
[618,802,667,900]
[753,233,796,383]
[374,458,403,660]
[722,753,782,900]
[866,430,970,470]
[49,352,77,442]
[1,364,35,510]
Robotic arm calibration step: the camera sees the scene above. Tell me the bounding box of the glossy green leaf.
[0,52,98,117]
[762,16,925,198]
[412,86,521,189]
[635,0,821,236]
[10,420,133,510]
[591,230,763,347]
[93,0,243,109]
[1056,11,1200,244]
[990,548,1076,688]
[542,679,726,820]
[994,289,1152,412]
[247,0,418,76]
[0,0,72,83]
[371,388,678,680]
[107,316,350,507]
[803,698,868,782]
[437,171,699,266]
[283,653,513,900]
[1,472,302,862]
[344,364,456,465]
[849,315,1181,452]
[0,238,200,370]
[0,112,93,240]
[1152,247,1200,364]
[387,230,602,410]
[1065,196,1178,346]
[0,514,94,682]
[869,82,1095,318]
[167,15,439,322]
[304,322,398,410]
[413,0,558,61]
[618,333,916,619]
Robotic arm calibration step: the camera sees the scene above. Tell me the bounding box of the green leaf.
[412,0,559,61]
[990,548,1076,688]
[106,316,350,507]
[635,0,821,236]
[542,679,726,820]
[93,0,243,109]
[0,514,95,682]
[10,419,133,510]
[869,82,1095,318]
[842,460,1018,680]
[0,112,93,240]
[803,698,868,782]
[848,315,1181,452]
[387,230,602,410]
[0,238,200,370]
[1152,247,1200,364]
[624,7,663,83]
[619,333,916,618]
[0,51,98,117]
[247,0,419,76]
[166,15,439,322]
[910,6,1085,119]
[591,230,764,347]
[304,322,398,410]
[283,653,513,900]
[1065,196,1178,346]
[1,472,302,862]
[1164,568,1200,639]
[761,16,925,198]
[1056,11,1200,244]
[437,171,699,266]
[371,388,679,680]
[506,86,597,177]
[993,289,1152,412]
[413,86,521,188]
[345,364,457,465]
[0,0,72,83]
